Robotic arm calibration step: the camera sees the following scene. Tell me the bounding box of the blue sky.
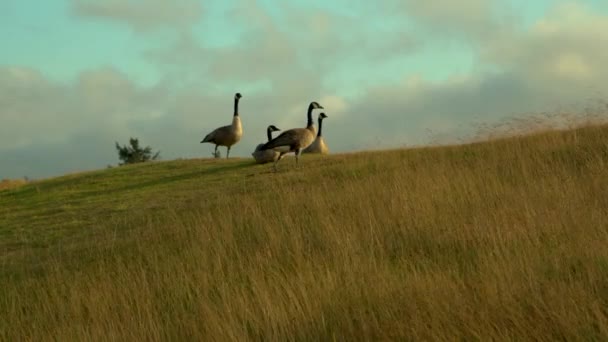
[1,0,608,179]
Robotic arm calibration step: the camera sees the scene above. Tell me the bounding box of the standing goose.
[261,101,324,169]
[200,92,243,158]
[303,112,329,154]
[252,125,282,164]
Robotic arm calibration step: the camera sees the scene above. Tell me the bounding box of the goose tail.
[201,132,214,143]
[261,140,278,150]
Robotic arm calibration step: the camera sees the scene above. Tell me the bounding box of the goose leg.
[295,149,301,168]
[273,158,279,172]
[226,146,231,159]
[273,152,284,172]
[214,145,218,158]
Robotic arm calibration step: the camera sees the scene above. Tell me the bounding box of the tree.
[115,137,160,165]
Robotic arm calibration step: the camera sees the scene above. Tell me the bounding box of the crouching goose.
[252,125,282,164]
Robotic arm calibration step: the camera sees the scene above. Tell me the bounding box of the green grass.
[1,123,608,340]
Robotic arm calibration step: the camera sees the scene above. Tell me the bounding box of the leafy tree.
[115,137,160,165]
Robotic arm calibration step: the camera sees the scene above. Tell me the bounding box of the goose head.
[310,101,323,110]
[235,92,243,100]
[268,125,281,132]
[319,112,328,119]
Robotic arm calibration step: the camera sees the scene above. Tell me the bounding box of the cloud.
[481,2,608,86]
[1,67,72,150]
[340,2,608,147]
[395,0,516,42]
[0,66,172,178]
[71,0,203,32]
[145,1,419,88]
[341,73,534,149]
[0,66,169,150]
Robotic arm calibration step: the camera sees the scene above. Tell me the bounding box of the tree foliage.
[115,138,160,166]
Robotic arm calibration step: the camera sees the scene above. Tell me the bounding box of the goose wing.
[262,128,305,150]
[201,125,231,143]
[252,143,265,152]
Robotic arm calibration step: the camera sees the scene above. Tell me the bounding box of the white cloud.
[480,2,608,90]
[0,66,168,152]
[553,53,591,80]
[319,95,348,119]
[341,1,608,149]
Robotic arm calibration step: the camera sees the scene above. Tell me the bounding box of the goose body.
[303,112,329,154]
[200,92,243,158]
[252,125,282,164]
[261,101,324,169]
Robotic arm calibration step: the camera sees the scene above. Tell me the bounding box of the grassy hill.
[1,123,608,340]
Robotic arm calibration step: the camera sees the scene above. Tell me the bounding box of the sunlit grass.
[0,178,27,192]
[1,120,608,340]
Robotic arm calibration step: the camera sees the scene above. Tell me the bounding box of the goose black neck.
[306,104,314,127]
[317,117,324,137]
[234,97,240,116]
[266,127,273,142]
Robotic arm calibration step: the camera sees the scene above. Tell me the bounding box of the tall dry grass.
[0,178,27,191]
[1,123,608,340]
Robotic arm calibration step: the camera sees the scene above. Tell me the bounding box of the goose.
[303,112,329,154]
[200,92,243,158]
[261,101,324,169]
[252,125,282,164]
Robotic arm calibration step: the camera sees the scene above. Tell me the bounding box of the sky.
[1,0,608,179]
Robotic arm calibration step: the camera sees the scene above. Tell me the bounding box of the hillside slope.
[1,124,608,340]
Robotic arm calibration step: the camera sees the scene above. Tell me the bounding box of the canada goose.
[261,101,324,169]
[303,112,329,154]
[252,125,282,164]
[200,92,243,158]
